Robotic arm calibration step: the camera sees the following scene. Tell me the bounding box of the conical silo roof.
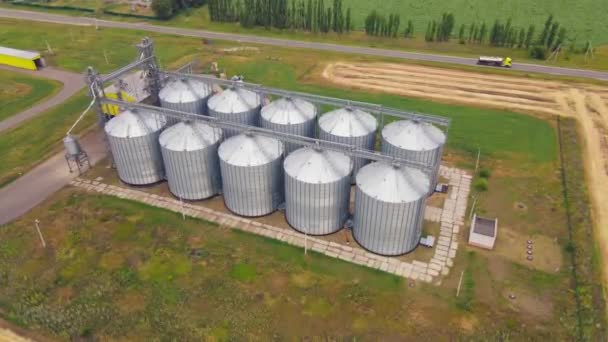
[318,107,377,138]
[159,121,222,151]
[208,87,261,114]
[356,162,429,203]
[218,133,284,167]
[104,109,166,138]
[382,120,446,151]
[284,147,351,184]
[261,97,316,125]
[159,78,212,104]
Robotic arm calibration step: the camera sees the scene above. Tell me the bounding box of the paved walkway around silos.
[0,65,85,133]
[0,128,107,226]
[69,165,471,284]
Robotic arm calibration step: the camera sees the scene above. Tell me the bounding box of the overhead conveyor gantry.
[85,36,451,174]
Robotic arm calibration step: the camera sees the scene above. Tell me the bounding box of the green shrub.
[478,168,491,179]
[529,45,546,59]
[474,178,488,192]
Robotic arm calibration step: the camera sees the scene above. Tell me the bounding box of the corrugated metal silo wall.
[285,173,351,235]
[381,140,443,191]
[160,96,210,125]
[260,119,316,155]
[353,188,426,255]
[160,143,222,200]
[208,107,261,138]
[108,132,165,185]
[318,130,375,181]
[219,158,284,216]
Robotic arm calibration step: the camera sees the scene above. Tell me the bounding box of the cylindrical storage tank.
[159,78,213,118]
[381,120,446,191]
[260,97,317,154]
[105,109,166,185]
[353,162,430,256]
[159,121,223,200]
[218,133,284,217]
[207,87,262,138]
[284,147,352,235]
[63,134,81,156]
[318,107,378,181]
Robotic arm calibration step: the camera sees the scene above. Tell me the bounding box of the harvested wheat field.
[324,61,608,288]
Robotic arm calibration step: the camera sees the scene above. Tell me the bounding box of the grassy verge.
[0,91,94,188]
[2,3,607,72]
[557,116,606,340]
[0,70,61,121]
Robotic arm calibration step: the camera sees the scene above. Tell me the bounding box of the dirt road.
[324,62,608,288]
[0,128,107,226]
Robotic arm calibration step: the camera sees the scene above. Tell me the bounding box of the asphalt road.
[0,65,85,133]
[2,8,608,81]
[0,128,107,226]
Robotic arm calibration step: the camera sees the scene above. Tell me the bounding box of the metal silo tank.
[353,162,430,256]
[260,97,317,154]
[318,107,378,182]
[159,121,223,200]
[104,109,167,185]
[207,87,262,138]
[218,132,284,217]
[284,146,352,235]
[159,78,213,117]
[381,120,446,191]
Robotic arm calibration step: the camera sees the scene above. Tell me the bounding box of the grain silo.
[353,162,430,256]
[218,132,284,217]
[105,109,166,185]
[159,78,213,116]
[159,121,223,200]
[381,120,446,190]
[207,87,262,138]
[284,146,352,235]
[318,107,377,181]
[260,97,317,154]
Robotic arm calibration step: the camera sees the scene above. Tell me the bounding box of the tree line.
[151,0,207,19]
[207,0,352,33]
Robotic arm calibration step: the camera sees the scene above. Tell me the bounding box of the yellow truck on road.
[477,56,512,68]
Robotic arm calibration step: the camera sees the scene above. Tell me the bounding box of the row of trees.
[152,0,207,19]
[420,14,568,58]
[363,11,413,38]
[423,12,455,42]
[207,0,352,33]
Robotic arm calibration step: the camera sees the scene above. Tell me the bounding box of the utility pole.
[585,41,594,62]
[34,219,46,248]
[474,147,481,175]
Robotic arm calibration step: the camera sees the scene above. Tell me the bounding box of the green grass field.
[0,70,61,121]
[0,92,94,188]
[0,19,206,74]
[0,189,577,339]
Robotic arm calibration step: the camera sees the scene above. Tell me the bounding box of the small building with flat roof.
[468,214,498,250]
[0,47,45,71]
